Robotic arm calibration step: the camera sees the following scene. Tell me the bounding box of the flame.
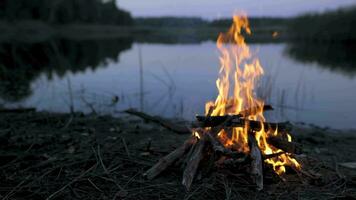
[205,13,300,175]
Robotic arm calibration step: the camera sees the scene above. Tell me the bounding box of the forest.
[0,0,133,25]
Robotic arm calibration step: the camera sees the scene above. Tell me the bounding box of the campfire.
[140,14,302,191]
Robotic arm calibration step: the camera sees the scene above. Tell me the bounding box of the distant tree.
[288,6,356,42]
[0,0,133,25]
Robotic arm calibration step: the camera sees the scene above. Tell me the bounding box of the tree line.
[0,0,133,25]
[288,6,356,42]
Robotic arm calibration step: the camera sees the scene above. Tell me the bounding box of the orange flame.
[205,13,300,175]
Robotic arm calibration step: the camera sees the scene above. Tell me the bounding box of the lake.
[1,40,356,129]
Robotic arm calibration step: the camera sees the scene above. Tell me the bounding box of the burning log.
[182,135,207,191]
[204,130,245,159]
[248,134,264,191]
[143,137,196,180]
[195,115,292,133]
[267,136,302,154]
[240,104,273,116]
[263,152,286,160]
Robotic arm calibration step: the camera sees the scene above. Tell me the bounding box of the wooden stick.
[143,137,196,180]
[267,136,302,154]
[248,134,263,191]
[182,136,207,191]
[195,105,273,123]
[263,152,286,160]
[124,109,190,134]
[194,116,291,133]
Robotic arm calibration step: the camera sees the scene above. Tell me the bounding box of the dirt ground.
[0,111,355,200]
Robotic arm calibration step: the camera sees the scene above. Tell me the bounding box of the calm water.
[2,41,356,129]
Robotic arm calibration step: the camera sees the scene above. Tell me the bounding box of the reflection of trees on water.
[0,38,133,102]
[286,42,356,77]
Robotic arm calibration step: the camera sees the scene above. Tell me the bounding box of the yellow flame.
[193,131,201,139]
[205,13,300,175]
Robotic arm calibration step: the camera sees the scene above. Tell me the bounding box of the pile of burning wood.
[141,105,302,191]
[128,13,304,191]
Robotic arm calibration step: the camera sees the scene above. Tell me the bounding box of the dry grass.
[0,111,355,199]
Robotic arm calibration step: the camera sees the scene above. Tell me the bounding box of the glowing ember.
[203,13,300,175]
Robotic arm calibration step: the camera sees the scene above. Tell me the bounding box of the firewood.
[222,156,248,167]
[143,137,196,180]
[204,130,245,158]
[124,109,190,134]
[194,116,291,133]
[195,105,273,124]
[240,104,273,116]
[267,136,302,154]
[182,135,207,191]
[263,152,286,160]
[248,134,263,191]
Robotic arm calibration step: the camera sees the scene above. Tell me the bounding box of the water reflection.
[0,38,133,101]
[286,42,356,77]
[0,40,356,129]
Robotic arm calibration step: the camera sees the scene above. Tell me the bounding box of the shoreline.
[0,20,289,44]
[0,110,355,199]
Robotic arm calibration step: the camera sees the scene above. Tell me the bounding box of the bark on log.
[267,136,302,154]
[182,136,207,191]
[124,109,190,134]
[249,134,263,191]
[143,137,196,180]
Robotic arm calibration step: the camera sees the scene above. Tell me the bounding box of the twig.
[46,164,97,200]
[2,175,30,200]
[87,178,103,192]
[120,137,131,158]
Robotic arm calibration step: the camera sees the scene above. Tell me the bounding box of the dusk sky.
[118,0,356,19]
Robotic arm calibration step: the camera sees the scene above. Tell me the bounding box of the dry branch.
[267,136,302,154]
[124,109,190,134]
[249,134,263,191]
[143,137,196,180]
[182,136,207,191]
